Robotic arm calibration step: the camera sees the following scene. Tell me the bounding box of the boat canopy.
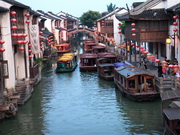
[163,108,180,120]
[80,53,97,58]
[98,63,115,67]
[58,53,75,62]
[115,65,154,78]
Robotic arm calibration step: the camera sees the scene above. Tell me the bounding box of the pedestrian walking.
[143,58,147,70]
[157,63,162,77]
[162,66,167,79]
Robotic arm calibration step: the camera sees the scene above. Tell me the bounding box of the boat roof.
[80,53,97,58]
[98,63,115,67]
[115,65,154,78]
[160,90,180,102]
[55,43,70,47]
[92,46,106,49]
[163,108,180,120]
[98,52,116,57]
[58,53,75,62]
[85,43,98,45]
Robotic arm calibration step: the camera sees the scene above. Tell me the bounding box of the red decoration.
[12,33,18,37]
[131,28,136,31]
[173,28,178,32]
[162,61,167,64]
[40,42,43,45]
[39,31,43,35]
[173,16,178,20]
[136,45,140,47]
[25,13,30,17]
[0,40,5,44]
[28,50,32,53]
[10,11,16,15]
[118,23,122,25]
[16,40,23,44]
[40,46,44,49]
[155,59,160,63]
[25,20,30,24]
[17,34,23,37]
[132,33,136,37]
[174,65,179,68]
[29,55,33,59]
[28,44,32,48]
[118,27,121,29]
[18,47,24,51]
[131,43,135,46]
[168,65,174,69]
[151,55,156,61]
[22,34,27,37]
[173,22,178,26]
[11,18,17,23]
[147,55,151,59]
[11,26,17,30]
[22,40,28,44]
[0,48,5,52]
[131,23,136,27]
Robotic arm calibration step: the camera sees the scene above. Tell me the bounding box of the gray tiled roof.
[0,6,9,12]
[167,3,180,13]
[2,0,29,9]
[115,12,130,21]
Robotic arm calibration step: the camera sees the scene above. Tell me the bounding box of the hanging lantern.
[18,46,24,51]
[174,65,179,69]
[144,51,148,54]
[22,34,27,37]
[118,27,121,30]
[173,28,178,32]
[28,44,32,48]
[151,55,156,61]
[162,63,167,67]
[40,46,44,49]
[11,18,17,23]
[155,59,160,63]
[131,43,135,46]
[25,20,30,24]
[136,45,140,47]
[132,33,136,37]
[28,49,32,53]
[131,23,136,27]
[39,31,43,35]
[17,34,23,37]
[11,26,17,30]
[0,48,5,52]
[12,33,18,37]
[10,11,16,15]
[25,13,30,17]
[168,64,174,69]
[131,28,136,31]
[173,22,178,26]
[162,61,167,64]
[22,40,28,44]
[0,40,5,44]
[118,31,122,34]
[16,40,23,44]
[173,16,178,20]
[40,42,43,45]
[118,22,122,25]
[147,55,151,59]
[29,55,33,59]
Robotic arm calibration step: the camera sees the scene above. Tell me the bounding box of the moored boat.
[55,53,77,73]
[54,43,71,54]
[79,53,97,71]
[160,90,180,135]
[114,65,159,101]
[92,45,106,53]
[84,43,98,53]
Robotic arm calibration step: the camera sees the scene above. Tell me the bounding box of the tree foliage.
[107,3,116,12]
[80,10,101,28]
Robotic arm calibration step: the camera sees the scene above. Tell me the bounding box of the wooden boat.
[55,43,71,54]
[114,65,159,101]
[55,53,77,73]
[161,90,180,135]
[97,63,115,80]
[84,43,98,53]
[92,45,106,53]
[79,53,97,71]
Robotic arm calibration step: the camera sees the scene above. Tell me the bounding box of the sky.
[17,0,145,17]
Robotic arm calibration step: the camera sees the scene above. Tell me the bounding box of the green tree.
[80,10,101,28]
[107,3,116,12]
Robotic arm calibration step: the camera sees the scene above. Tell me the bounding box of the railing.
[30,64,39,79]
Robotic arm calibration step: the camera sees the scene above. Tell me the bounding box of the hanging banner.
[29,24,40,54]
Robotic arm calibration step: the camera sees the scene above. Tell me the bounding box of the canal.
[0,43,164,135]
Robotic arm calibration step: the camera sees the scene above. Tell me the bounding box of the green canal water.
[0,50,164,135]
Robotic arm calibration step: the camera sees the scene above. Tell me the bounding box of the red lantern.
[28,49,32,53]
[11,18,17,23]
[12,33,18,37]
[40,42,43,45]
[173,22,178,26]
[16,40,23,44]
[18,47,24,51]
[118,27,121,30]
[132,33,136,37]
[25,20,30,24]
[174,65,179,68]
[162,63,167,67]
[29,55,33,59]
[118,23,122,25]
[131,28,136,31]
[17,34,23,37]
[28,44,32,48]
[173,16,178,20]
[11,26,17,30]
[0,40,5,44]
[0,48,5,52]
[131,23,136,27]
[147,55,151,59]
[168,65,174,69]
[10,11,16,15]
[155,59,160,63]
[40,46,44,49]
[25,13,30,17]
[118,31,122,34]
[151,55,156,61]
[173,28,178,32]
[131,43,135,46]
[39,31,43,35]
[22,40,28,44]
[144,51,148,54]
[39,36,44,39]
[162,61,167,64]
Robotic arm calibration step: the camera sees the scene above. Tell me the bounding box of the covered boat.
[55,53,77,73]
[92,45,106,53]
[84,43,98,53]
[114,65,159,101]
[161,90,180,135]
[79,53,97,71]
[55,43,71,54]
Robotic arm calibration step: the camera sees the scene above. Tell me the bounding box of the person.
[143,58,147,70]
[157,63,162,77]
[162,66,167,79]
[141,82,149,91]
